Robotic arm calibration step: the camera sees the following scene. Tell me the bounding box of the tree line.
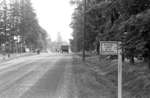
[0,0,47,54]
[70,0,150,66]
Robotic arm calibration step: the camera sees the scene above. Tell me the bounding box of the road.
[0,53,74,98]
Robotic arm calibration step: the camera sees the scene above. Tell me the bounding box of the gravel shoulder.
[55,55,79,98]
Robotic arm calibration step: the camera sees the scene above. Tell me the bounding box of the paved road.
[0,53,73,98]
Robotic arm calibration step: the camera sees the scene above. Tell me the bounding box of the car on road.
[60,45,69,53]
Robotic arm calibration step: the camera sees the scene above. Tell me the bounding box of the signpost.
[100,41,122,98]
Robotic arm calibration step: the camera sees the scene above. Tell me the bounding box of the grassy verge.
[72,55,150,98]
[72,55,116,98]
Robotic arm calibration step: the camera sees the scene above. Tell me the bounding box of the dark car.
[61,45,69,53]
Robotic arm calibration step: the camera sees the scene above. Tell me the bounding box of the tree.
[0,0,48,53]
[19,0,48,50]
[70,0,104,52]
[70,0,150,67]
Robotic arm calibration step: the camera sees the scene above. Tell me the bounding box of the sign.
[100,41,122,98]
[100,41,118,55]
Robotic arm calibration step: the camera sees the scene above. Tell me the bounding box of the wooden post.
[82,0,86,61]
[99,41,122,98]
[118,47,122,98]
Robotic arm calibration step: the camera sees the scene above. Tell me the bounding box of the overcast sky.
[31,0,74,42]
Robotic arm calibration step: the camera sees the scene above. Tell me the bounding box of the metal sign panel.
[100,41,118,55]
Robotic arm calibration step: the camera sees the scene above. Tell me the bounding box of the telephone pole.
[82,0,86,61]
[3,0,7,56]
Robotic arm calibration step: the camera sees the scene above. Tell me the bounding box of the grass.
[72,55,150,98]
[72,56,116,98]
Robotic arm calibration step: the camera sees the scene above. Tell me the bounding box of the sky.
[31,0,74,42]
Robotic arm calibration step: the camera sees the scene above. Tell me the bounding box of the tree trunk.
[122,53,125,62]
[130,56,135,64]
[147,57,150,69]
[148,60,150,69]
[144,57,150,69]
[96,41,100,55]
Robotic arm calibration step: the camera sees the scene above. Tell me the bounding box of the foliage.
[70,0,150,65]
[70,0,105,52]
[0,0,48,53]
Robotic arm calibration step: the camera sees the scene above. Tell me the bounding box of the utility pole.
[20,0,25,53]
[3,0,7,57]
[10,0,15,53]
[82,0,86,61]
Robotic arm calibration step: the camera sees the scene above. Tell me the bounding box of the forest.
[0,0,47,53]
[70,0,150,66]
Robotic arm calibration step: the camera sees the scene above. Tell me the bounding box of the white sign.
[100,41,122,98]
[100,41,118,55]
